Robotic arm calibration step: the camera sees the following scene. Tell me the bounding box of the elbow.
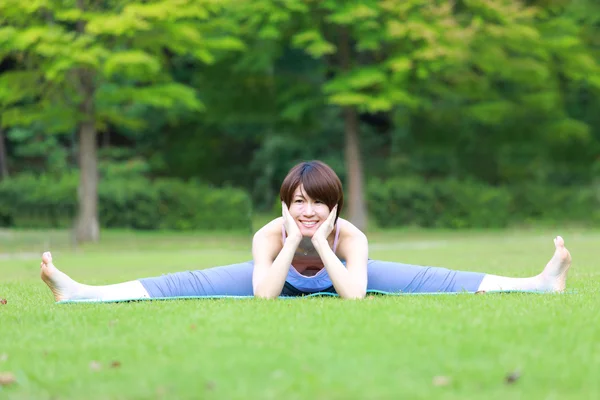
[337,275,367,299]
[345,292,366,300]
[253,286,279,300]
[340,287,367,300]
[254,292,278,300]
[344,281,368,300]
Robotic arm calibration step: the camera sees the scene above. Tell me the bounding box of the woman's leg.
[366,236,571,294]
[366,260,485,293]
[138,262,254,298]
[476,236,571,292]
[40,252,254,302]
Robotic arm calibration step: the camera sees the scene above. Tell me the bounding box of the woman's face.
[288,185,332,237]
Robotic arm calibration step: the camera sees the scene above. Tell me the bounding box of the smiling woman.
[40,160,573,302]
[280,161,343,228]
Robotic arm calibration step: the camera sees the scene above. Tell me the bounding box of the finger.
[281,202,288,218]
[328,205,338,221]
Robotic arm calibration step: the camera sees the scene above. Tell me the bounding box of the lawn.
[1,227,599,399]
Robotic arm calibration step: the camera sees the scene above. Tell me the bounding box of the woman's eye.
[294,199,303,203]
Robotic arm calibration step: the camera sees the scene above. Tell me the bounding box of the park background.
[0,0,599,241]
[1,1,600,399]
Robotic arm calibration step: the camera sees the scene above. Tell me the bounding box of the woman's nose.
[303,203,315,215]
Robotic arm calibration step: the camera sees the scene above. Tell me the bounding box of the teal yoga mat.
[56,289,565,304]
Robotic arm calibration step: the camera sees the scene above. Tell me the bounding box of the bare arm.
[312,218,368,299]
[252,218,300,299]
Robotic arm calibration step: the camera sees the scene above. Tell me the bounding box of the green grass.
[1,227,599,399]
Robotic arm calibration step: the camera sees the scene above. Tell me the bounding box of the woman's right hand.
[282,202,302,242]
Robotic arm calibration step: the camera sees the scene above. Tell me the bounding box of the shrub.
[368,177,512,228]
[0,173,252,231]
[368,177,598,228]
[0,173,77,229]
[510,183,600,224]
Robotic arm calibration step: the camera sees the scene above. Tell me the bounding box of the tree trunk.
[0,127,8,181]
[75,117,100,243]
[74,69,99,243]
[338,27,368,230]
[343,107,367,230]
[73,0,99,243]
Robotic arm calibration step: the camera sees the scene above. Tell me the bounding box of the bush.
[0,173,77,229]
[0,173,252,231]
[368,177,512,228]
[510,183,600,225]
[368,177,599,228]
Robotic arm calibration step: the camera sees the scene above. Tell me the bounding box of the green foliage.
[368,177,512,229]
[102,51,162,81]
[0,173,77,229]
[7,127,71,175]
[0,0,243,136]
[0,71,41,108]
[368,177,600,229]
[510,183,600,224]
[1,0,600,229]
[0,173,252,231]
[291,30,336,57]
[98,178,252,231]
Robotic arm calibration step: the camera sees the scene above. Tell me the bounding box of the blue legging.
[139,260,485,297]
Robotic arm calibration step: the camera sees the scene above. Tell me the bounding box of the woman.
[41,160,572,301]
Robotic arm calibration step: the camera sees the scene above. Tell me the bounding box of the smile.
[300,221,318,228]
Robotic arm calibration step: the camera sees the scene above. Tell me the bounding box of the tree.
[236,0,475,229]
[0,126,8,180]
[401,0,600,184]
[0,0,244,242]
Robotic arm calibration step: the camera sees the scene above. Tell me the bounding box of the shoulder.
[337,218,367,240]
[337,218,368,249]
[252,217,284,259]
[253,217,284,240]
[335,218,368,260]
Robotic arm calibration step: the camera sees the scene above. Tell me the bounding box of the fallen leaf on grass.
[205,381,216,391]
[432,376,451,386]
[0,372,16,386]
[89,361,102,371]
[110,361,121,369]
[190,324,197,331]
[0,299,7,305]
[505,370,521,384]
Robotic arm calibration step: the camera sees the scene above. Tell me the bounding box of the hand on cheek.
[312,205,337,244]
[282,202,302,241]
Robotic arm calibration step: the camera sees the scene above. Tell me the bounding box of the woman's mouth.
[299,220,318,228]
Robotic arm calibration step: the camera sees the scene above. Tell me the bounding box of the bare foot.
[538,236,572,292]
[40,252,81,302]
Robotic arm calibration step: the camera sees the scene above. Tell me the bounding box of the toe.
[42,252,52,264]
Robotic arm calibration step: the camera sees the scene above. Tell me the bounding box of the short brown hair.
[280,160,344,223]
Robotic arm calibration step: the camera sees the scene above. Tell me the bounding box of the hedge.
[0,173,252,231]
[2,173,597,231]
[368,177,600,228]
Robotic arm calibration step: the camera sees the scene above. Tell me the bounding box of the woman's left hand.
[312,205,338,245]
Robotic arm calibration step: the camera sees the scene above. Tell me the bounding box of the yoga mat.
[56,289,569,304]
